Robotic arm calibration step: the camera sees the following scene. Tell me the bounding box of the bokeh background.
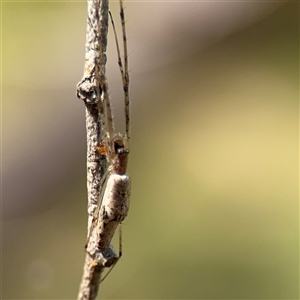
[2,1,299,299]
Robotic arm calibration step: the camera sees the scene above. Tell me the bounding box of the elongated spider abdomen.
[97,174,131,251]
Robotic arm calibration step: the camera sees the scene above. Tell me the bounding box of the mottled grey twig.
[76,1,116,299]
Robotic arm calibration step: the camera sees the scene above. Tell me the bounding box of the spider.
[85,0,131,281]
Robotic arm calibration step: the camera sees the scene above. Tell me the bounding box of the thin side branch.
[76,1,116,299]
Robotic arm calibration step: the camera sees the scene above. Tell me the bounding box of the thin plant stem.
[76,1,117,299]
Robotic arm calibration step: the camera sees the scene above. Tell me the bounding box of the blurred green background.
[2,1,298,299]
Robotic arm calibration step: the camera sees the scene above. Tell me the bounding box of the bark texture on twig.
[76,1,116,299]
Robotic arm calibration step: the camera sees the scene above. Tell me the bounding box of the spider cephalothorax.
[97,134,129,175]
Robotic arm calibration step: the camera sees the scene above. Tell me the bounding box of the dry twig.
[76,1,116,299]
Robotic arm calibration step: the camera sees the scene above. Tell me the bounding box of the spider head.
[112,134,129,175]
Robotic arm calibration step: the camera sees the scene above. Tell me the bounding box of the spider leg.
[120,0,130,145]
[95,3,115,156]
[109,0,130,147]
[100,75,115,155]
